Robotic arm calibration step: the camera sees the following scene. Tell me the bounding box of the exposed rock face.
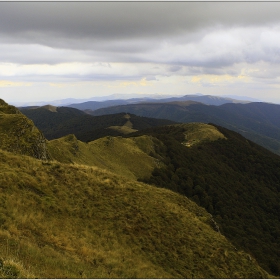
[0,99,51,160]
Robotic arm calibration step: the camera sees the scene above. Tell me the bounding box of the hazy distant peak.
[168,100,202,106]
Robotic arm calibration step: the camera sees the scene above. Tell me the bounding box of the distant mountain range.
[89,101,280,155]
[11,93,262,107]
[11,93,182,107]
[66,94,255,111]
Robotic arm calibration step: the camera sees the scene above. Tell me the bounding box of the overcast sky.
[1,2,280,104]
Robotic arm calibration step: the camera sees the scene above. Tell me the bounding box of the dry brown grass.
[0,148,273,278]
[179,123,226,147]
[48,134,157,180]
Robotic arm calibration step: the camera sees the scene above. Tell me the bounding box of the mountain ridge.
[0,99,51,160]
[20,106,177,142]
[90,101,280,155]
[0,99,273,278]
[1,98,280,277]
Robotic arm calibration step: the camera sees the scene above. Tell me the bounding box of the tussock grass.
[0,148,272,278]
[180,123,226,147]
[0,100,274,278]
[0,100,49,160]
[48,134,156,180]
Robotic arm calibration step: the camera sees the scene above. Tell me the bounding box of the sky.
[1,1,280,104]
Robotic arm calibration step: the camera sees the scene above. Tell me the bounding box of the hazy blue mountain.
[67,94,251,111]
[223,94,262,102]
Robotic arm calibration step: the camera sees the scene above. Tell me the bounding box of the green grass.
[47,134,157,180]
[108,114,138,134]
[179,123,226,147]
[0,111,49,160]
[108,125,138,134]
[0,148,273,278]
[0,99,276,278]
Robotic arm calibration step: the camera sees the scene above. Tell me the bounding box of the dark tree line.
[130,124,280,275]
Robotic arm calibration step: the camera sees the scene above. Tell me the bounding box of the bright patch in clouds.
[0,80,32,87]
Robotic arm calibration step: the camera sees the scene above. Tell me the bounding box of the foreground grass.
[0,148,272,278]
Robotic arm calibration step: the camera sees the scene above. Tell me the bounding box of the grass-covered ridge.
[0,148,272,278]
[0,99,50,160]
[0,99,278,278]
[130,123,280,275]
[47,133,157,180]
[179,123,226,147]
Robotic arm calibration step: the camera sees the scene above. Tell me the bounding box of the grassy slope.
[130,123,280,276]
[47,134,157,181]
[0,100,276,278]
[0,148,271,279]
[108,114,138,134]
[180,123,226,147]
[0,100,50,160]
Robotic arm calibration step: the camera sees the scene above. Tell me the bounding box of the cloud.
[1,2,280,42]
[1,2,280,103]
[0,80,32,87]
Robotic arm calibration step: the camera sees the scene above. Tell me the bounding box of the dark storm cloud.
[1,2,280,48]
[1,1,280,81]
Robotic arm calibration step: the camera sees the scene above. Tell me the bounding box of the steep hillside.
[20,106,176,142]
[47,134,157,181]
[0,148,271,279]
[128,123,280,275]
[0,99,50,160]
[1,99,279,277]
[91,101,280,155]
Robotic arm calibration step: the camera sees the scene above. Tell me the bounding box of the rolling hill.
[7,98,280,275]
[0,99,273,278]
[47,134,157,181]
[20,106,176,142]
[128,123,280,275]
[91,101,280,155]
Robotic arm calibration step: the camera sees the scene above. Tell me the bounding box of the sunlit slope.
[47,134,158,180]
[179,123,226,147]
[108,113,138,134]
[0,99,50,160]
[0,148,271,279]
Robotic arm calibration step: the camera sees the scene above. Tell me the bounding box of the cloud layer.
[1,2,280,103]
